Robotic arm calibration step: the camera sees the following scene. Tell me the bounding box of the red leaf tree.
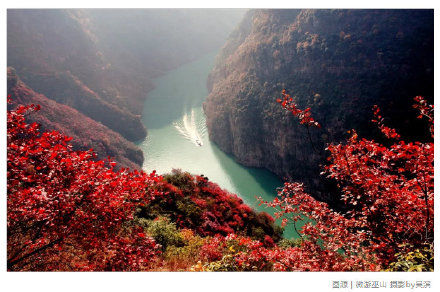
[265,92,434,269]
[7,103,163,271]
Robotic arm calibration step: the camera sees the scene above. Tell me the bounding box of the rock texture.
[204,9,433,199]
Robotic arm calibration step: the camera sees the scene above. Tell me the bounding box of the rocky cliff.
[204,9,433,200]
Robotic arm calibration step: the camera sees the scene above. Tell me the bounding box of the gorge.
[7,9,244,168]
[135,51,301,238]
[7,8,434,228]
[6,8,434,273]
[7,8,302,236]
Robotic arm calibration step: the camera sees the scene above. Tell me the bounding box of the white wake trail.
[173,109,205,146]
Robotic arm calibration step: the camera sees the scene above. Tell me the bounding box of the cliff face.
[8,67,143,169]
[8,9,244,167]
[204,9,433,199]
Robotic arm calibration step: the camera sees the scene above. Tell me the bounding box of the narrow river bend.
[136,51,299,238]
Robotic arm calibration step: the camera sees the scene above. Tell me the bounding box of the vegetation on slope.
[7,94,433,271]
[7,67,143,169]
[7,9,147,141]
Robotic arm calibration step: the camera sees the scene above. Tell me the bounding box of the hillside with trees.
[7,67,143,169]
[204,9,433,202]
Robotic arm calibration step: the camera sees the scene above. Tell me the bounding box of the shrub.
[205,254,238,271]
[277,238,301,249]
[163,229,206,271]
[386,244,434,272]
[138,169,283,241]
[146,217,185,251]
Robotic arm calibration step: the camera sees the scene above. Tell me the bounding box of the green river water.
[136,51,299,238]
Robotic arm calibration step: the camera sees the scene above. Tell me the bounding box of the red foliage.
[8,73,144,169]
[145,172,281,240]
[325,100,433,265]
[260,183,375,270]
[266,93,434,269]
[371,105,400,139]
[200,235,227,262]
[413,96,434,138]
[277,90,320,128]
[7,103,163,271]
[201,233,371,271]
[8,93,433,271]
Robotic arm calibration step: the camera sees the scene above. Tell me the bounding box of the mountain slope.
[8,67,143,169]
[7,9,147,141]
[204,9,433,199]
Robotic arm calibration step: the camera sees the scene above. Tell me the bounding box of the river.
[136,51,300,238]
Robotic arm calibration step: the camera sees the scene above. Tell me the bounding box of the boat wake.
[173,109,206,147]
